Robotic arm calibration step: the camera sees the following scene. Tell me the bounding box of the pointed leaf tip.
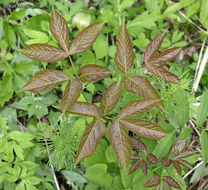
[50,10,69,52]
[144,175,161,187]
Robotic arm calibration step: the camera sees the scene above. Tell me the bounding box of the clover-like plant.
[21,10,185,187]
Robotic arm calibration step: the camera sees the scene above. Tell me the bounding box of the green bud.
[72,12,91,30]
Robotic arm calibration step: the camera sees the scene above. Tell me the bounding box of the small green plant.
[20,10,195,189]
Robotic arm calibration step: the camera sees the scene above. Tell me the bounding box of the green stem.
[128,65,143,75]
[102,115,114,120]
[68,55,79,78]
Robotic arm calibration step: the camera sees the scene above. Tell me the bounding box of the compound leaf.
[22,69,69,93]
[21,44,68,62]
[163,176,182,190]
[109,120,131,168]
[144,33,165,63]
[69,22,103,55]
[124,76,164,109]
[101,80,122,114]
[146,62,180,84]
[128,160,140,175]
[61,79,82,112]
[130,137,147,155]
[67,102,99,117]
[75,119,106,165]
[50,10,69,52]
[80,65,111,82]
[120,119,166,139]
[144,175,161,187]
[150,47,181,64]
[114,23,134,73]
[118,99,159,118]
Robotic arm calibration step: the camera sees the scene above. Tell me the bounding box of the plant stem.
[38,118,60,190]
[102,115,114,120]
[128,65,143,75]
[68,55,79,78]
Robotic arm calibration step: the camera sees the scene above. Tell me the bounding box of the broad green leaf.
[9,131,34,142]
[144,33,165,63]
[163,176,182,190]
[67,102,99,117]
[62,170,87,185]
[200,130,208,164]
[28,102,48,118]
[12,141,24,160]
[124,76,164,110]
[61,79,82,112]
[50,10,69,52]
[144,175,161,187]
[75,119,106,165]
[152,131,176,160]
[109,120,131,168]
[150,47,181,64]
[120,119,166,139]
[105,145,118,163]
[79,64,111,82]
[23,69,69,93]
[118,99,159,118]
[200,0,208,27]
[114,23,134,73]
[101,80,122,113]
[146,62,180,84]
[21,44,68,62]
[92,36,108,59]
[147,154,158,164]
[186,1,200,17]
[196,90,208,127]
[3,21,16,48]
[130,137,147,154]
[84,163,112,187]
[128,160,140,175]
[8,9,26,20]
[23,28,49,42]
[69,22,103,55]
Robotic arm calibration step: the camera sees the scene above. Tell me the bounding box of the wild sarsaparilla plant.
[21,10,194,189]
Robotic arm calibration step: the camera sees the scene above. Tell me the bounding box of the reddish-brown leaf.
[178,159,192,169]
[144,33,165,63]
[61,79,82,112]
[120,119,166,139]
[101,80,122,114]
[128,160,140,175]
[22,69,69,93]
[146,61,180,84]
[147,153,158,164]
[175,151,197,159]
[163,176,182,190]
[131,154,142,160]
[130,137,147,155]
[67,102,99,117]
[150,47,181,64]
[170,140,187,156]
[162,157,172,167]
[79,65,111,82]
[118,99,159,119]
[50,10,69,52]
[140,159,148,176]
[109,120,131,168]
[75,119,106,165]
[69,22,103,55]
[173,160,182,175]
[21,44,68,62]
[114,23,134,73]
[144,175,161,187]
[124,76,164,110]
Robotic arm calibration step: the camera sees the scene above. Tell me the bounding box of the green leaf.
[8,9,26,20]
[62,170,87,185]
[92,36,109,59]
[84,163,112,187]
[15,181,25,190]
[196,90,208,127]
[23,69,69,93]
[3,21,16,48]
[186,1,200,17]
[105,145,118,163]
[23,28,49,42]
[200,130,208,164]
[12,141,24,160]
[28,102,48,118]
[9,131,34,142]
[200,0,208,27]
